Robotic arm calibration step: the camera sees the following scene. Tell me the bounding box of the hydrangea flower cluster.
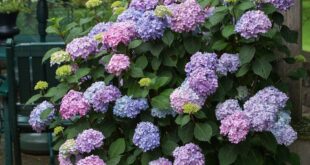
[88,22,112,38]
[266,0,294,11]
[59,139,77,158]
[133,122,160,152]
[60,90,91,119]
[29,101,55,132]
[117,8,143,23]
[149,157,172,165]
[106,54,130,76]
[102,21,137,49]
[188,68,218,97]
[76,155,106,165]
[76,129,105,153]
[136,11,168,41]
[129,0,158,11]
[151,108,176,118]
[58,155,74,165]
[83,81,106,102]
[66,36,97,60]
[169,0,206,32]
[34,81,48,91]
[113,96,149,118]
[50,50,70,66]
[172,143,205,165]
[216,86,297,145]
[185,52,218,75]
[216,53,240,76]
[235,10,272,39]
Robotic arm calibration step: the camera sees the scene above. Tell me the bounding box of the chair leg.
[48,132,55,165]
[12,116,21,165]
[3,97,13,165]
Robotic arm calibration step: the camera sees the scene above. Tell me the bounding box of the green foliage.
[0,0,29,13]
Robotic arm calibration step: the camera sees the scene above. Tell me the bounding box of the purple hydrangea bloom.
[83,81,106,103]
[113,96,149,118]
[88,22,112,38]
[77,155,106,165]
[188,68,218,97]
[136,11,168,41]
[91,85,122,112]
[163,0,176,5]
[245,103,278,131]
[133,122,160,152]
[269,122,297,146]
[215,99,242,121]
[220,111,251,144]
[235,10,272,39]
[244,86,288,110]
[103,21,137,49]
[106,54,130,76]
[149,157,172,165]
[117,8,143,23]
[66,36,97,60]
[169,0,206,32]
[60,90,91,120]
[58,154,73,165]
[172,143,205,165]
[185,52,218,75]
[170,80,205,114]
[267,0,294,11]
[216,53,240,76]
[130,0,158,11]
[29,101,55,133]
[76,129,105,153]
[151,108,177,118]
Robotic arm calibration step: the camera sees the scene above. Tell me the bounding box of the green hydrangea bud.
[56,65,72,77]
[50,50,71,66]
[183,103,201,114]
[34,81,48,91]
[139,78,152,87]
[85,0,102,8]
[53,126,64,136]
[155,5,172,18]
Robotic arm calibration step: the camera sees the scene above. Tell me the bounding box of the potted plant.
[0,0,29,40]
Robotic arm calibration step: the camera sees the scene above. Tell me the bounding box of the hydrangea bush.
[28,0,303,164]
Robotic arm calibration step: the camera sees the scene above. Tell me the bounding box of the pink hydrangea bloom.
[77,155,106,165]
[103,21,137,49]
[106,54,130,76]
[220,111,250,144]
[60,90,91,119]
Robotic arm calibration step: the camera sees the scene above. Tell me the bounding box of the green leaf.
[175,115,190,127]
[150,43,165,57]
[40,108,52,120]
[289,67,308,80]
[184,37,201,54]
[79,17,93,25]
[151,89,174,109]
[135,55,148,69]
[288,153,300,165]
[239,46,256,65]
[252,58,272,79]
[130,67,144,78]
[42,47,62,64]
[281,25,298,43]
[209,12,227,26]
[153,77,171,90]
[197,0,211,8]
[222,25,235,38]
[237,1,255,11]
[107,156,122,165]
[262,3,276,14]
[212,40,228,51]
[178,123,194,143]
[25,94,42,105]
[259,133,277,153]
[161,140,178,156]
[162,31,174,46]
[109,138,126,158]
[127,150,142,164]
[236,64,250,77]
[151,58,162,71]
[163,55,178,67]
[67,67,91,83]
[45,83,71,102]
[194,122,212,142]
[129,40,143,49]
[219,145,238,165]
[46,26,60,35]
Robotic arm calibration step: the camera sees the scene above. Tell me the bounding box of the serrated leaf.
[40,108,52,120]
[222,25,235,38]
[178,123,194,143]
[219,145,238,165]
[129,40,143,49]
[161,140,178,156]
[150,43,165,57]
[135,55,148,69]
[25,94,42,105]
[194,122,212,142]
[236,64,250,77]
[212,40,228,51]
[239,45,255,65]
[130,67,144,78]
[109,138,126,158]
[252,58,272,79]
[175,115,190,127]
[151,89,174,109]
[162,31,174,46]
[184,37,201,54]
[107,156,122,165]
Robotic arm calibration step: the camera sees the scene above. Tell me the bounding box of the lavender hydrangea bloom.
[88,22,112,38]
[113,96,149,118]
[133,122,160,152]
[92,85,122,113]
[76,129,105,153]
[29,101,55,132]
[185,52,218,75]
[77,155,106,165]
[117,8,143,23]
[215,99,242,120]
[216,53,240,76]
[188,68,218,97]
[220,111,251,144]
[136,11,168,41]
[149,157,172,165]
[269,122,297,146]
[245,103,278,131]
[151,108,177,118]
[83,81,106,102]
[235,10,272,39]
[66,36,97,60]
[172,143,205,165]
[169,0,206,32]
[60,90,91,120]
[130,0,158,11]
[58,155,73,165]
[170,80,205,114]
[267,0,294,11]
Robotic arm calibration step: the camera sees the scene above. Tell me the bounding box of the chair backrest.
[6,39,65,106]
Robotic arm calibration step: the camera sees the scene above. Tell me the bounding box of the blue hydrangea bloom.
[136,11,168,41]
[276,110,291,125]
[185,52,218,75]
[133,122,160,152]
[83,81,106,102]
[29,101,55,133]
[151,108,177,118]
[130,0,158,11]
[215,99,242,121]
[117,8,143,23]
[269,122,297,146]
[113,96,149,118]
[88,22,112,38]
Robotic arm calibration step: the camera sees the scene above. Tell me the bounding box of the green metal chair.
[4,39,65,165]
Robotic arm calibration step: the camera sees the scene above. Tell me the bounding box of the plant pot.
[0,12,20,40]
